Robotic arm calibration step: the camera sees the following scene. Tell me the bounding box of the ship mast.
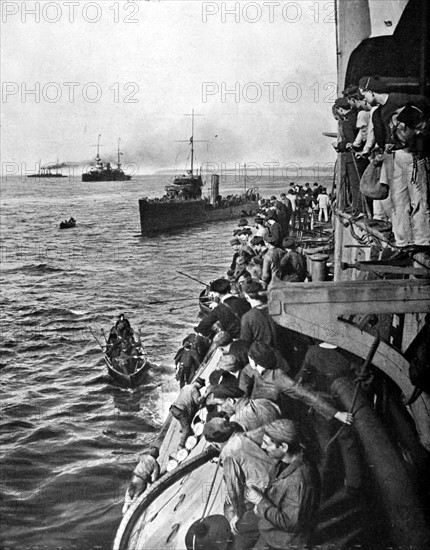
[190,109,195,177]
[96,134,102,163]
[117,138,123,169]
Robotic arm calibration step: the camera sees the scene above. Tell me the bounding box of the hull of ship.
[113,347,225,550]
[139,199,259,235]
[82,172,132,182]
[27,174,67,178]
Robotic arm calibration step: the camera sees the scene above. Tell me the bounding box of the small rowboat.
[89,317,150,389]
[104,347,149,389]
[60,218,76,229]
[198,288,213,316]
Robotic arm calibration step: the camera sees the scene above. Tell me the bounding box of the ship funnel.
[210,174,220,205]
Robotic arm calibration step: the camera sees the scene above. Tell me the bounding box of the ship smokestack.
[210,174,220,205]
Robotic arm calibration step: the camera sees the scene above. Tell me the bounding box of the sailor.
[240,280,277,348]
[279,193,292,234]
[170,377,206,448]
[261,235,285,286]
[269,195,290,236]
[205,381,281,434]
[215,332,251,371]
[279,237,307,282]
[203,417,277,550]
[295,343,363,497]
[229,237,243,271]
[240,341,354,429]
[174,340,201,388]
[122,446,160,514]
[247,419,321,550]
[194,279,250,340]
[264,211,284,248]
[254,216,268,239]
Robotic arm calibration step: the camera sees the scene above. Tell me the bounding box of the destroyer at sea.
[138,111,260,235]
[27,160,68,178]
[82,136,132,182]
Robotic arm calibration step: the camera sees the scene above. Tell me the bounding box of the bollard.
[308,253,329,281]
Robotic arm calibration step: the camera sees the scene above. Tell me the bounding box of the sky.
[1,0,338,175]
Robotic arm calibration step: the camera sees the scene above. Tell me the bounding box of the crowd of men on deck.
[126,206,367,550]
[333,75,430,261]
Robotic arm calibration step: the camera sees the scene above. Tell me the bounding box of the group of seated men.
[158,218,363,549]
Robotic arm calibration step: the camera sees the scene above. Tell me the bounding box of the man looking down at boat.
[295,343,363,498]
[203,417,276,550]
[205,380,281,435]
[246,419,321,550]
[214,332,251,371]
[122,446,160,514]
[280,237,308,282]
[240,280,278,348]
[241,341,353,427]
[194,279,250,340]
[170,377,206,449]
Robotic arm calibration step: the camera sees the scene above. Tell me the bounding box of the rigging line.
[205,472,223,518]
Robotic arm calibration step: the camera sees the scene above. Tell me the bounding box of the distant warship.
[82,136,132,182]
[139,111,259,234]
[27,160,67,178]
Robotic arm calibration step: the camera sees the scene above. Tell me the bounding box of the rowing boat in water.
[104,350,149,389]
[59,218,76,229]
[90,316,150,389]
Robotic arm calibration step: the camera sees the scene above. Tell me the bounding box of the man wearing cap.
[269,195,290,236]
[203,417,277,549]
[264,210,284,248]
[296,343,363,497]
[250,235,267,260]
[240,280,278,348]
[247,419,321,550]
[170,377,206,448]
[262,235,285,286]
[334,96,364,215]
[216,334,251,371]
[359,75,430,150]
[254,217,268,239]
[242,341,354,428]
[194,279,250,339]
[230,237,243,272]
[206,380,281,434]
[279,237,307,282]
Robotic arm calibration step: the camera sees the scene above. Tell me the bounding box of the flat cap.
[359,75,386,93]
[209,278,231,294]
[203,417,237,443]
[248,341,277,370]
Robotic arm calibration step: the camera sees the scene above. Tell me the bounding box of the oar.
[148,296,196,305]
[176,270,208,286]
[169,303,198,312]
[88,326,105,351]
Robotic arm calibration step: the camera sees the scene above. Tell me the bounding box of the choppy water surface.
[0,172,330,549]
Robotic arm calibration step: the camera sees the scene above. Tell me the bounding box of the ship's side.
[139,198,259,235]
